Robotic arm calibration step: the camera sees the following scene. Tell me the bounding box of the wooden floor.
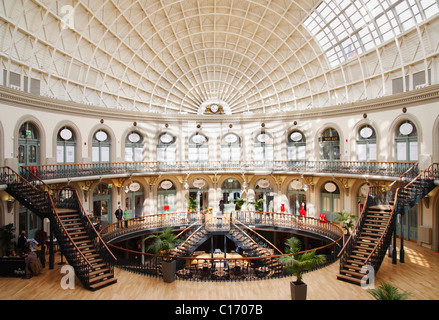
[1,240,438,300]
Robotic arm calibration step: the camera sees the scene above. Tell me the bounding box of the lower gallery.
[1,0,439,303]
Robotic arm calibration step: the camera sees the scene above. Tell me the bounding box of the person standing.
[219,198,225,215]
[123,207,130,228]
[17,230,27,256]
[115,205,123,227]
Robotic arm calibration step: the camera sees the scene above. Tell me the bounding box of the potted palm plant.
[335,211,358,236]
[187,196,198,212]
[233,197,246,210]
[250,198,264,212]
[0,223,16,256]
[143,226,181,283]
[367,282,411,300]
[278,237,326,300]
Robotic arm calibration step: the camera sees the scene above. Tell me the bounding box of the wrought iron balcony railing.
[19,160,417,181]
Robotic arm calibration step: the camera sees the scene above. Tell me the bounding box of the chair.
[201,266,210,279]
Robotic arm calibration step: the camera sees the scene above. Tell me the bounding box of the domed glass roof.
[0,0,438,114]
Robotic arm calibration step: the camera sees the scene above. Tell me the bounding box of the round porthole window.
[95,131,108,142]
[399,122,413,135]
[324,182,337,193]
[60,128,73,140]
[128,132,141,143]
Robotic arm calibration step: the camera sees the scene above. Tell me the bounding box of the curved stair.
[1,167,117,291]
[337,163,439,286]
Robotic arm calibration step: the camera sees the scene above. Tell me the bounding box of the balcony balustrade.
[18,160,417,181]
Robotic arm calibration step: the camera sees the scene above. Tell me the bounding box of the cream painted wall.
[1,91,439,249]
[1,99,438,165]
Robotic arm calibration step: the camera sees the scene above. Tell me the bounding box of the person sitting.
[22,245,42,279]
[23,247,37,279]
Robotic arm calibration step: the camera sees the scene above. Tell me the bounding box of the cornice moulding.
[0,84,438,123]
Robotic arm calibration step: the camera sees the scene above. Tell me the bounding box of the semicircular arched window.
[125,132,144,162]
[287,130,306,161]
[221,133,241,163]
[92,130,111,163]
[320,128,340,161]
[395,120,418,162]
[188,133,208,162]
[357,125,376,161]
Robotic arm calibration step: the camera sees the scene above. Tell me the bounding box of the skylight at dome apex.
[0,0,438,115]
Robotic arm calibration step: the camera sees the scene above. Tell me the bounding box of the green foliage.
[233,198,246,210]
[188,196,198,211]
[335,211,358,234]
[143,227,181,261]
[0,223,16,252]
[278,237,326,284]
[367,282,411,300]
[250,198,264,212]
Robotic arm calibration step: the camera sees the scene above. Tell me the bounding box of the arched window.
[254,132,273,163]
[221,178,242,212]
[320,128,340,161]
[125,132,143,162]
[221,133,241,163]
[357,183,370,215]
[321,181,340,222]
[288,179,307,215]
[92,183,111,225]
[57,127,76,164]
[255,179,274,212]
[124,181,144,218]
[92,130,111,163]
[357,125,376,161]
[18,122,39,166]
[157,133,176,162]
[157,180,176,214]
[395,120,418,162]
[287,131,306,161]
[188,133,208,162]
[189,178,209,211]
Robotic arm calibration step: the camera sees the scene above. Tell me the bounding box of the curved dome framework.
[0,0,438,114]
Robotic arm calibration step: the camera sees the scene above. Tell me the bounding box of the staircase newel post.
[40,219,46,268]
[48,220,54,269]
[400,212,405,263]
[392,227,397,265]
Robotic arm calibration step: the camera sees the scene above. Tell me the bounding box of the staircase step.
[337,274,365,285]
[88,277,117,291]
[340,269,365,279]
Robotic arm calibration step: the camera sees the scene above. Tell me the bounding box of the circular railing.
[100,211,344,282]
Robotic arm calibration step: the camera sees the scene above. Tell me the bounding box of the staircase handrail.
[364,194,399,266]
[225,216,269,255]
[337,162,419,260]
[336,189,372,259]
[364,163,438,268]
[47,196,95,269]
[0,167,95,269]
[20,165,117,262]
[72,188,117,261]
[176,215,213,250]
[175,215,206,238]
[228,215,283,255]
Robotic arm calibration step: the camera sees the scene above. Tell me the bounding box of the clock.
[210,104,219,113]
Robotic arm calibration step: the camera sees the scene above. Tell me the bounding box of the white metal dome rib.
[0,0,438,115]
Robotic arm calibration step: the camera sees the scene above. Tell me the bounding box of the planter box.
[162,260,176,283]
[290,281,307,300]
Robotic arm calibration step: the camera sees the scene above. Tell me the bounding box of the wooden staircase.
[57,208,117,291]
[337,163,439,286]
[1,166,117,291]
[337,205,392,285]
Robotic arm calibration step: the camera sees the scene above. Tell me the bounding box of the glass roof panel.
[304,0,439,66]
